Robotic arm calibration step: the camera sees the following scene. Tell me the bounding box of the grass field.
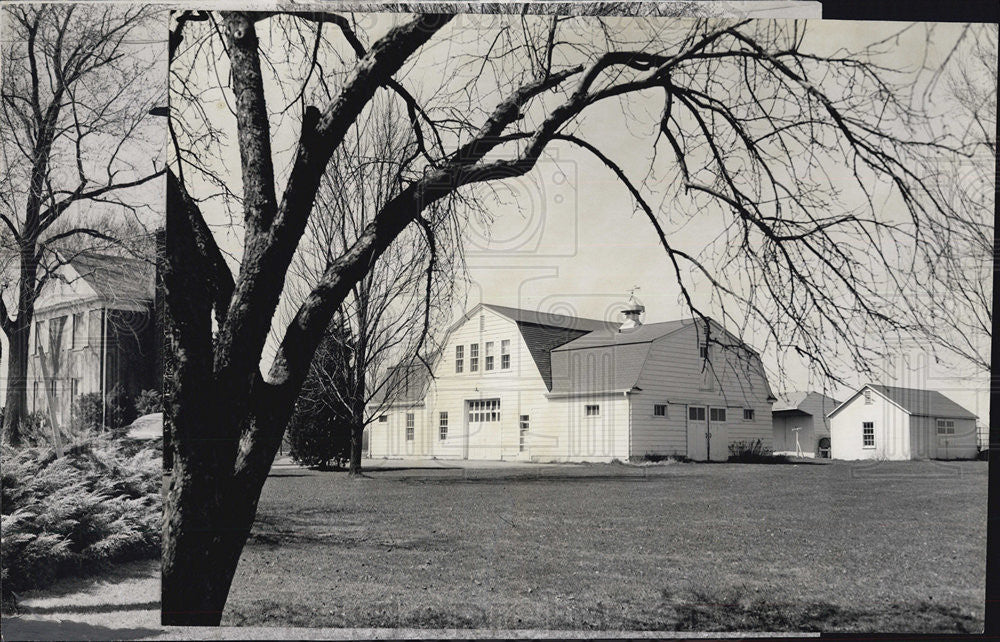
[222,459,986,632]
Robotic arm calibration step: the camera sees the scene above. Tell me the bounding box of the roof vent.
[619,290,644,333]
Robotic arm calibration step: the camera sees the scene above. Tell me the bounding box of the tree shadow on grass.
[9,558,159,602]
[0,617,161,641]
[659,587,982,633]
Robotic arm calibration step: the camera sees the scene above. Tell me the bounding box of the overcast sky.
[171,12,993,422]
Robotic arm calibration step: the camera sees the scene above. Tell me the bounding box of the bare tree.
[0,4,164,445]
[286,95,465,476]
[165,10,974,623]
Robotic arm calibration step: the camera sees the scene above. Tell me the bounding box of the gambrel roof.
[483,304,609,390]
[828,384,977,420]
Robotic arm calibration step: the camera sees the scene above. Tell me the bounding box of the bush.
[133,389,163,416]
[71,384,137,434]
[0,434,161,610]
[286,413,351,470]
[728,439,789,463]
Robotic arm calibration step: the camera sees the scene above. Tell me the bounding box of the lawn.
[222,459,986,632]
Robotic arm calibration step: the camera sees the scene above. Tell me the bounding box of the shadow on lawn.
[0,617,161,641]
[660,588,982,633]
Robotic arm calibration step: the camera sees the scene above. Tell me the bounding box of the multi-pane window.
[88,309,102,347]
[519,415,529,452]
[72,312,86,348]
[709,407,727,422]
[470,343,479,372]
[653,404,667,417]
[501,340,510,369]
[863,389,873,404]
[862,421,875,447]
[485,341,494,371]
[689,406,706,421]
[936,419,956,435]
[468,398,500,422]
[743,408,755,421]
[405,413,415,441]
[378,415,388,423]
[455,345,464,373]
[585,404,600,416]
[439,412,448,440]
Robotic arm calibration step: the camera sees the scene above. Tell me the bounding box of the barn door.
[686,406,708,460]
[708,407,729,461]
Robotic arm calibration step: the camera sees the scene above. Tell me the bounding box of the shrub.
[71,384,137,434]
[728,439,789,463]
[286,412,351,470]
[134,389,163,416]
[0,434,161,610]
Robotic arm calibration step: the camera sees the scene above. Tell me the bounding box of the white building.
[827,384,978,461]
[771,391,841,458]
[368,301,775,462]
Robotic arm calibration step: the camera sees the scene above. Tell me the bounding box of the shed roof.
[830,384,977,420]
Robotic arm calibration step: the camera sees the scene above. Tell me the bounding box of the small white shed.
[827,385,979,461]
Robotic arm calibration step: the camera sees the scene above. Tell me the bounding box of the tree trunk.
[3,320,32,446]
[348,421,364,476]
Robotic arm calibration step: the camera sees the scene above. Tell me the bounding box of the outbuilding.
[771,391,841,458]
[827,384,978,460]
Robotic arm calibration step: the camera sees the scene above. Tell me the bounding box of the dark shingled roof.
[867,385,977,420]
[551,318,691,351]
[70,252,155,305]
[483,304,610,390]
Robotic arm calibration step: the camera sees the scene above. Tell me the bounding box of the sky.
[170,12,994,424]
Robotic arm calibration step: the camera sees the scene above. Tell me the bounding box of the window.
[405,413,415,441]
[470,343,479,372]
[862,421,875,448]
[455,345,464,373]
[699,344,709,359]
[501,340,510,369]
[585,404,600,416]
[519,415,529,452]
[50,316,66,352]
[653,404,667,417]
[689,406,706,421]
[709,407,727,422]
[70,379,79,402]
[378,415,388,423]
[34,320,45,354]
[439,412,448,440]
[863,389,873,404]
[72,312,86,348]
[468,398,500,422]
[485,341,494,371]
[936,419,956,435]
[743,408,755,421]
[88,309,103,347]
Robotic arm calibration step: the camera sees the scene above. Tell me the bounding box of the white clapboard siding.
[630,323,773,459]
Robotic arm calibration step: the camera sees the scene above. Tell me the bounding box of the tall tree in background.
[0,4,164,444]
[286,96,465,476]
[165,8,981,623]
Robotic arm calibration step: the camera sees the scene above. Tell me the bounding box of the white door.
[708,407,729,461]
[686,406,708,460]
[466,398,500,460]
